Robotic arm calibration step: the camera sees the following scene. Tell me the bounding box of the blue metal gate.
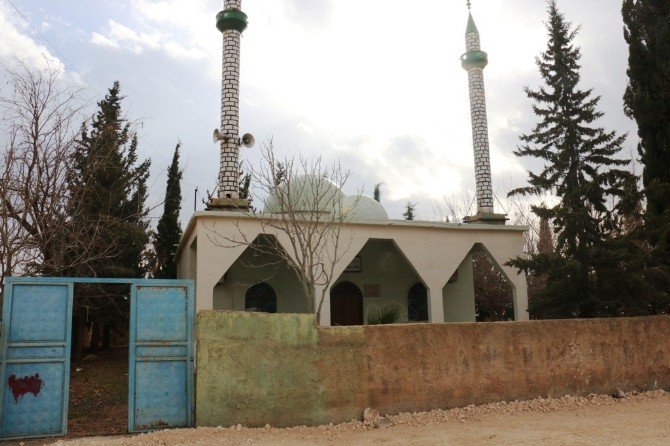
[0,277,194,440]
[0,278,73,440]
[129,282,194,432]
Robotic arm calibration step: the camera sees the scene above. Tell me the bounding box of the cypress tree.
[152,143,183,279]
[507,1,635,318]
[622,1,670,303]
[373,183,382,203]
[623,0,670,220]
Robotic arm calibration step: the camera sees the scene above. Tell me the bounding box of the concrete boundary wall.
[196,311,670,427]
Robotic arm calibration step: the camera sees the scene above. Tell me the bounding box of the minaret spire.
[208,0,253,210]
[461,5,505,224]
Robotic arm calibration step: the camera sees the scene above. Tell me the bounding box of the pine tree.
[66,81,151,353]
[152,143,183,279]
[67,81,151,279]
[623,0,670,220]
[403,202,416,221]
[508,1,636,318]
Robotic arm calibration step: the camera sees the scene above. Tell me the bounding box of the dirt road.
[25,390,670,445]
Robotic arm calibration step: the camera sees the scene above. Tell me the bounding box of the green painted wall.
[196,311,367,427]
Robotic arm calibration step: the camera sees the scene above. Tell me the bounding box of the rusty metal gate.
[0,277,194,441]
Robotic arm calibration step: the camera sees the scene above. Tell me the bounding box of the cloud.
[0,2,62,70]
[90,19,163,55]
[90,32,120,49]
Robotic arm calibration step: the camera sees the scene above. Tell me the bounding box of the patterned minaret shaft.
[217,0,246,199]
[462,13,494,214]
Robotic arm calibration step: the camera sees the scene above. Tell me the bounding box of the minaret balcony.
[216,9,248,33]
[461,50,488,70]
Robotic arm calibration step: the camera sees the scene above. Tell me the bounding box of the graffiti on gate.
[7,373,44,403]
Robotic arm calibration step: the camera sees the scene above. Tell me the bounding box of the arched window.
[245,282,277,313]
[408,283,428,322]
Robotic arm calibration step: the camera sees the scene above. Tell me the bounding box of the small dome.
[342,195,389,221]
[264,174,346,214]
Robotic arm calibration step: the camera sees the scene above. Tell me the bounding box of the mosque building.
[176,0,529,325]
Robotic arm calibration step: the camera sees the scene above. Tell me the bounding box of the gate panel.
[129,283,194,432]
[0,281,73,440]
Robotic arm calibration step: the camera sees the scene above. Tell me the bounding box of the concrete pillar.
[506,266,529,321]
[427,283,445,323]
[317,285,332,327]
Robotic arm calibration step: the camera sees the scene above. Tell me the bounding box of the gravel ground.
[17,390,670,446]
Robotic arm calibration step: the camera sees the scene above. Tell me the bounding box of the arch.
[407,282,428,322]
[330,281,363,326]
[245,282,277,313]
[470,243,515,321]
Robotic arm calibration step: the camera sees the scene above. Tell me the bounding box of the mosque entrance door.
[330,282,363,326]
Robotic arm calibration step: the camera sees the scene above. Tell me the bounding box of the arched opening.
[442,243,515,322]
[407,283,428,322]
[212,234,307,313]
[245,282,277,313]
[330,281,363,326]
[472,245,515,322]
[332,239,425,325]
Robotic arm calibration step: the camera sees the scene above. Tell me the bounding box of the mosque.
[176,0,529,325]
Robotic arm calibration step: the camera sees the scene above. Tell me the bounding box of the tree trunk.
[72,312,87,365]
[102,324,111,350]
[89,322,101,353]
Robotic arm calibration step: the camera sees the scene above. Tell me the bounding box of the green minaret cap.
[216,9,248,33]
[466,12,479,35]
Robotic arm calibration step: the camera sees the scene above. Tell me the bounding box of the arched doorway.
[330,281,363,326]
[407,282,428,322]
[245,282,277,313]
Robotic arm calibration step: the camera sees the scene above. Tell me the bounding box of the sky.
[0,0,637,222]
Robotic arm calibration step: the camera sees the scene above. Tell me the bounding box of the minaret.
[461,2,505,224]
[208,0,253,210]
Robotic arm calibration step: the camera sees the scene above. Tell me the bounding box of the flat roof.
[175,211,528,258]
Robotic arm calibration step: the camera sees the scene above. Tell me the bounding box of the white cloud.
[90,31,120,49]
[90,0,216,61]
[0,2,62,70]
[91,19,163,55]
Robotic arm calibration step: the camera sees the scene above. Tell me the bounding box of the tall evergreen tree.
[152,143,183,279]
[66,81,151,354]
[623,0,670,220]
[403,202,416,221]
[507,1,636,318]
[622,1,670,300]
[373,183,383,203]
[67,81,151,278]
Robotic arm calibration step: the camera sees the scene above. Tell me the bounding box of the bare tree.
[0,61,118,301]
[208,140,358,324]
[472,247,514,321]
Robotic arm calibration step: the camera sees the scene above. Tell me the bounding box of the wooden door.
[330,282,363,326]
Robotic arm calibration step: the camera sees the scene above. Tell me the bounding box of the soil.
[13,389,667,446]
[67,347,129,437]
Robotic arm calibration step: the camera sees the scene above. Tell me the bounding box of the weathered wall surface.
[196,311,670,428]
